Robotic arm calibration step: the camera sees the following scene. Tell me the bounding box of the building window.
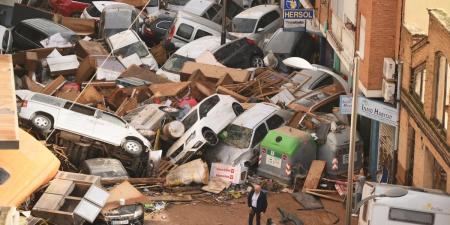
[358,15,366,59]
[433,53,449,130]
[411,64,426,104]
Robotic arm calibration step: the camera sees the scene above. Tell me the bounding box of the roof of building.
[429,8,450,33]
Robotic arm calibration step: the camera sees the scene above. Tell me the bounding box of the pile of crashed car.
[0,0,364,224]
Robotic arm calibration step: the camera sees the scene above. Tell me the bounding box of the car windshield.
[221,124,253,149]
[114,40,149,58]
[162,54,194,73]
[232,18,257,33]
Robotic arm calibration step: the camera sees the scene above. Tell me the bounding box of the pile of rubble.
[0,1,365,225]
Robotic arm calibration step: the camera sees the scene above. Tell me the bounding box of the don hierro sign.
[339,95,398,127]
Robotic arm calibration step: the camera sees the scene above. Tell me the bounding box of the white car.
[15,90,151,156]
[166,94,244,164]
[107,29,159,70]
[157,36,229,81]
[230,5,282,47]
[205,103,293,167]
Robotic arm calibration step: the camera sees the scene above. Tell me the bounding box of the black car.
[12,18,78,51]
[213,37,264,68]
[141,11,175,47]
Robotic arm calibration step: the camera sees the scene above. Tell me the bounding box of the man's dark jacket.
[247,191,268,213]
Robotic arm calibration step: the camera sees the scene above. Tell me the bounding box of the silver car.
[15,90,151,156]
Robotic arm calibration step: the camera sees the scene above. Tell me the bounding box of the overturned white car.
[15,90,151,156]
[167,94,244,164]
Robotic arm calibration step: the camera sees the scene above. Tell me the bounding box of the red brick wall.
[357,0,400,91]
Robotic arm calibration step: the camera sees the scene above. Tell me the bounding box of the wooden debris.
[149,81,190,98]
[101,178,165,186]
[75,40,108,58]
[181,61,250,82]
[304,190,344,203]
[0,55,19,149]
[302,160,326,192]
[216,86,248,102]
[42,75,66,95]
[115,97,138,117]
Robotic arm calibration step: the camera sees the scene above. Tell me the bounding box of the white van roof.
[232,103,280,128]
[177,10,222,31]
[174,36,225,58]
[183,0,215,16]
[234,5,280,19]
[93,1,127,12]
[369,183,450,214]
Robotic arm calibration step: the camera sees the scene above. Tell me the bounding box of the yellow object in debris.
[0,129,60,207]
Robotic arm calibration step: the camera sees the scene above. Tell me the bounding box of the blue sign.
[284,8,315,19]
[284,0,301,10]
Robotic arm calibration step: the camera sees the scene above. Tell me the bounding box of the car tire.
[250,55,264,68]
[232,103,244,116]
[123,139,144,156]
[202,129,218,145]
[32,114,52,132]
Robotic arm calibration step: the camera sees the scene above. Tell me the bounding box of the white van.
[183,0,223,23]
[358,182,450,225]
[164,10,222,50]
[157,36,228,81]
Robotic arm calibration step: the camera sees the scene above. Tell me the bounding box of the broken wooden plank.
[149,81,191,98]
[216,86,248,102]
[181,61,250,82]
[75,40,108,58]
[42,76,66,95]
[0,55,19,149]
[302,160,326,192]
[115,97,138,117]
[22,76,44,93]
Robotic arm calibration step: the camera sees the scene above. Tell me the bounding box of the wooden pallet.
[157,159,177,178]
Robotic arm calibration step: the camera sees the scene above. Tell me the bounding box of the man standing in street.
[247,184,268,225]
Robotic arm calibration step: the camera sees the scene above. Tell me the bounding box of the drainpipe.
[391,61,403,183]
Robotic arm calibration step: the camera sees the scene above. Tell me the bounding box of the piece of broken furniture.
[31,172,109,225]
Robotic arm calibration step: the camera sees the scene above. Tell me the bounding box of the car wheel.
[202,129,218,145]
[32,114,52,132]
[232,103,244,116]
[123,139,144,156]
[251,55,264,68]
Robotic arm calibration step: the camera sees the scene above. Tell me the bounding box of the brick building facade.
[397,9,450,193]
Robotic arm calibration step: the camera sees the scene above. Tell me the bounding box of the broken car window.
[251,124,268,148]
[114,41,149,58]
[31,94,64,107]
[194,30,212,40]
[176,23,194,40]
[199,95,220,119]
[64,102,96,116]
[221,124,253,149]
[100,112,126,127]
[232,18,257,33]
[182,109,199,131]
[266,114,284,130]
[162,54,195,73]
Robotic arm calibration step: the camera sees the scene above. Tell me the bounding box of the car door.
[93,111,127,146]
[57,102,96,137]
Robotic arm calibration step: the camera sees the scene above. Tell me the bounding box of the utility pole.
[221,0,227,45]
[344,55,360,225]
